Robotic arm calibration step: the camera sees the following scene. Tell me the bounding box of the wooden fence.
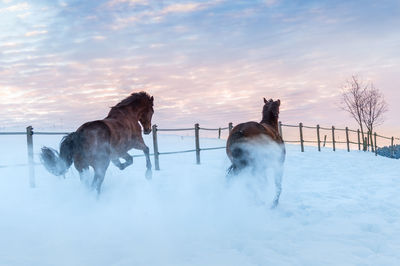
[279,122,399,156]
[0,122,398,187]
[150,123,233,170]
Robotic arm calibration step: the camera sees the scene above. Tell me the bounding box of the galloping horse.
[226,98,285,208]
[41,91,154,193]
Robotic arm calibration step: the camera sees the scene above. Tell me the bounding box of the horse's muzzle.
[143,129,152,135]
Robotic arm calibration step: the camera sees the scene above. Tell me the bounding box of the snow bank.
[0,134,399,266]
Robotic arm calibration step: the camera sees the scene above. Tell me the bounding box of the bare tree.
[361,84,388,151]
[340,76,367,142]
[341,76,388,152]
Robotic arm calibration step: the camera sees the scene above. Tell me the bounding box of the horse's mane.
[111,91,153,110]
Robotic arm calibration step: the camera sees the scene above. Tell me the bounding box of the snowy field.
[0,134,400,266]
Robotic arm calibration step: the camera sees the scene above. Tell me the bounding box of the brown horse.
[226,98,285,208]
[41,91,154,193]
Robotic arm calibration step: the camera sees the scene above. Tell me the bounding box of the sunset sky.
[1,0,399,136]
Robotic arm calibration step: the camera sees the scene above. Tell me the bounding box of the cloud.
[0,42,18,47]
[0,2,29,12]
[161,2,202,14]
[108,0,224,29]
[92,35,106,40]
[17,11,30,18]
[0,0,399,136]
[24,30,48,37]
[106,0,149,8]
[161,0,224,14]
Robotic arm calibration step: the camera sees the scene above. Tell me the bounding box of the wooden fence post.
[299,122,304,152]
[391,136,395,158]
[152,125,160,170]
[228,122,233,134]
[357,129,361,150]
[218,128,221,139]
[323,135,327,147]
[367,131,370,151]
[369,131,373,152]
[317,124,321,152]
[374,132,377,156]
[346,127,350,152]
[370,131,375,152]
[332,126,336,151]
[363,137,368,151]
[26,126,35,188]
[195,123,200,164]
[279,121,283,138]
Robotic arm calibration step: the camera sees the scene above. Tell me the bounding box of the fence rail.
[279,122,399,156]
[1,122,398,187]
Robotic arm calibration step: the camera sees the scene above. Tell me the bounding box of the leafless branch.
[362,83,388,132]
[340,75,367,139]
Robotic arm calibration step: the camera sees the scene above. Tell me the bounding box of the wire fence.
[0,122,398,188]
[279,122,399,155]
[151,123,233,169]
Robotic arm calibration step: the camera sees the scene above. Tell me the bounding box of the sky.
[1,0,399,137]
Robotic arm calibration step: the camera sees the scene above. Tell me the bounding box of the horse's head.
[139,95,154,135]
[263,98,281,119]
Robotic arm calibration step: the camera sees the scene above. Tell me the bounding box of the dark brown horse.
[41,91,154,193]
[226,98,285,208]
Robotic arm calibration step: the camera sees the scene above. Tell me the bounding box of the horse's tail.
[41,132,78,176]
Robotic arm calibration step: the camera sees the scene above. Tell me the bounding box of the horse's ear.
[263,97,267,104]
[150,96,154,102]
[277,99,280,106]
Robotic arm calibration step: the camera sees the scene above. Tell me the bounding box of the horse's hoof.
[145,169,152,180]
[118,163,128,170]
[271,200,279,209]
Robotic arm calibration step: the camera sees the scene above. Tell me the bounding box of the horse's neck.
[106,106,139,121]
[260,115,278,131]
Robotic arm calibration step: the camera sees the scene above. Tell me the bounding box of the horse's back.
[78,117,142,157]
[227,121,275,146]
[77,120,111,142]
[231,122,268,137]
[227,121,284,162]
[227,122,266,158]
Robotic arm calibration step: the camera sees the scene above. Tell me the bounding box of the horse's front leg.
[132,140,152,180]
[112,153,133,170]
[112,158,124,169]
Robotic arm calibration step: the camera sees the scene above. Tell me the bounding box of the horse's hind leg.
[227,164,240,177]
[271,164,283,208]
[92,167,106,194]
[91,161,110,194]
[78,167,90,187]
[75,155,90,187]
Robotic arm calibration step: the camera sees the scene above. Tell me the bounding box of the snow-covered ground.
[0,134,399,266]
